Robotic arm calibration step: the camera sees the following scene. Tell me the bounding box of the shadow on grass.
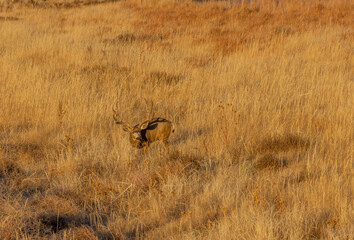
[0,16,20,21]
[104,33,163,45]
[255,134,310,154]
[37,213,90,233]
[0,158,25,179]
[147,71,184,86]
[0,142,44,159]
[253,153,287,171]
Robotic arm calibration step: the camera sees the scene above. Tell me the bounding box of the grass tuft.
[0,0,352,238]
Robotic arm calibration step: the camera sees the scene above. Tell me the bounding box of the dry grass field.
[0,0,353,239]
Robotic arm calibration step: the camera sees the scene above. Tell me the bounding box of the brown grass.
[0,0,353,239]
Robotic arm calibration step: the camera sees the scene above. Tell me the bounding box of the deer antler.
[112,102,123,123]
[138,119,151,130]
[112,102,133,131]
[144,98,155,119]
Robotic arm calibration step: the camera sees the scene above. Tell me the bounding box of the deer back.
[141,118,173,143]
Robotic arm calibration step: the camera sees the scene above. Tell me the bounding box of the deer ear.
[140,122,149,130]
[122,124,132,132]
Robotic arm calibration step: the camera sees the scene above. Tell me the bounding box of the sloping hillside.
[0,0,353,239]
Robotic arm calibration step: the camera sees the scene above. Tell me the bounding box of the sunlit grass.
[0,0,353,239]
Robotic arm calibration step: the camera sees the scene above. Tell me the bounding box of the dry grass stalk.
[0,0,352,239]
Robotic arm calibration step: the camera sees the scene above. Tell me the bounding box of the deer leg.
[142,142,149,155]
[142,145,147,155]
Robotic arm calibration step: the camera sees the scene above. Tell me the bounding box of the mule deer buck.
[113,103,174,153]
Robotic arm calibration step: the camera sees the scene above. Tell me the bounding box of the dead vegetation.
[0,0,353,239]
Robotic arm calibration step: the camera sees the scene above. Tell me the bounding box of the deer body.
[113,100,174,152]
[114,115,174,152]
[127,118,173,149]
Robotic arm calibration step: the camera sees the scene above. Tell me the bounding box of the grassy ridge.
[0,0,353,239]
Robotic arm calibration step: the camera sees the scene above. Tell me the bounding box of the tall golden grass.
[0,0,353,239]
